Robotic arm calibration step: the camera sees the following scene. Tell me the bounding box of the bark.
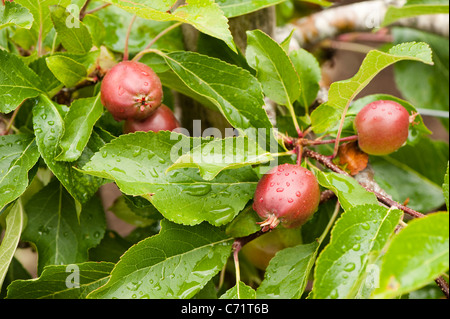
[276,0,449,48]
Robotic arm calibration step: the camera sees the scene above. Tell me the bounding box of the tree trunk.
[176,7,276,137]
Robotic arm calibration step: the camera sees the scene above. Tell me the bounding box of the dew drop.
[41,114,47,120]
[276,188,284,193]
[330,289,339,299]
[133,149,141,157]
[344,262,356,272]
[127,281,142,291]
[48,121,55,126]
[361,222,370,230]
[182,184,212,196]
[288,198,294,203]
[149,167,159,178]
[296,191,302,197]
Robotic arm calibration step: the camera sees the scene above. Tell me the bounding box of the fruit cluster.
[101,61,180,133]
[252,100,413,232]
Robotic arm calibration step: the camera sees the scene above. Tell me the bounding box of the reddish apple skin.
[100,61,163,121]
[123,105,180,133]
[355,100,410,156]
[252,164,321,229]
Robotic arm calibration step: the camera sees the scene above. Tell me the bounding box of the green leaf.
[373,212,449,299]
[109,195,160,228]
[300,0,332,6]
[0,0,33,30]
[50,5,93,54]
[289,48,322,110]
[101,0,236,53]
[6,262,114,299]
[0,134,40,211]
[256,242,319,299]
[392,28,449,126]
[225,206,260,238]
[29,55,63,96]
[0,49,44,114]
[216,0,287,18]
[311,42,434,133]
[87,220,233,299]
[55,94,104,162]
[312,204,403,299]
[379,135,448,186]
[314,171,379,211]
[370,155,446,213]
[21,180,106,274]
[383,4,449,27]
[81,131,259,226]
[15,0,70,40]
[444,163,449,210]
[45,55,87,88]
[0,200,24,290]
[92,5,183,55]
[167,136,274,181]
[246,29,300,108]
[82,14,106,48]
[220,281,256,299]
[159,50,274,144]
[32,94,106,204]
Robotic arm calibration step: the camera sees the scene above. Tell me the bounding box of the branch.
[303,148,425,218]
[277,0,449,48]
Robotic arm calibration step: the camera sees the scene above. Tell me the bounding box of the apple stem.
[81,3,111,18]
[134,22,183,62]
[123,15,137,61]
[233,249,241,298]
[296,145,303,166]
[304,135,358,146]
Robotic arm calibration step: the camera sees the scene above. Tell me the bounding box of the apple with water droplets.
[100,61,163,121]
[123,105,180,133]
[253,164,321,230]
[355,100,410,156]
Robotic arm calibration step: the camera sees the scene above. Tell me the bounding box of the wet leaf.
[312,204,403,299]
[87,220,233,299]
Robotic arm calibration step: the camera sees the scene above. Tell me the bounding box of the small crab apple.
[252,164,321,230]
[355,100,411,156]
[123,105,180,134]
[100,61,163,121]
